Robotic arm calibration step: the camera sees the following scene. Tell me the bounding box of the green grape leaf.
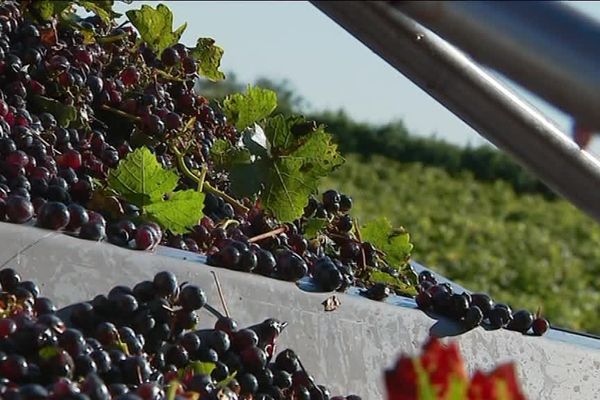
[145,190,205,234]
[303,218,328,239]
[30,0,72,21]
[78,1,120,24]
[227,115,343,222]
[107,147,179,208]
[126,4,187,54]
[113,337,130,355]
[223,86,278,131]
[229,161,265,200]
[263,114,301,151]
[216,371,238,389]
[361,217,413,269]
[210,139,252,169]
[189,361,216,376]
[369,270,417,297]
[166,380,182,400]
[260,117,343,221]
[30,95,77,128]
[189,38,225,81]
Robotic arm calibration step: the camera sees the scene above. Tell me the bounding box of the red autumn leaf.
[386,337,468,400]
[385,356,418,400]
[467,363,526,400]
[385,337,527,400]
[420,338,468,398]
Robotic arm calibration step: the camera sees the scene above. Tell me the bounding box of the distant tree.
[195,72,305,115]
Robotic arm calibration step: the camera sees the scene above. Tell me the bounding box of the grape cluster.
[205,189,367,294]
[0,267,360,399]
[0,1,232,247]
[415,270,549,336]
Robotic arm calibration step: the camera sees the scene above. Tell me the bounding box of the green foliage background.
[322,155,600,333]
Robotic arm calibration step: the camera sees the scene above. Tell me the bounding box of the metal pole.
[310,1,600,224]
[393,1,600,130]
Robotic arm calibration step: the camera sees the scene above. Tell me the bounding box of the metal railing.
[311,1,600,224]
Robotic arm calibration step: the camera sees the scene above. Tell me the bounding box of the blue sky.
[114,1,600,153]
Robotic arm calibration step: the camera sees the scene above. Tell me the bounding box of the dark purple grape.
[507,310,534,333]
[313,258,343,291]
[275,349,299,374]
[470,293,494,317]
[37,201,70,230]
[276,251,308,282]
[79,222,105,241]
[161,47,180,66]
[153,271,178,298]
[488,304,513,329]
[0,268,21,291]
[238,372,259,395]
[463,306,484,329]
[255,249,276,276]
[135,226,157,250]
[5,195,33,223]
[178,285,206,311]
[240,346,267,372]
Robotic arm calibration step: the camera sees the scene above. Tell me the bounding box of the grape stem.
[203,303,226,319]
[36,134,62,155]
[203,182,249,214]
[296,356,326,396]
[353,217,368,272]
[248,226,287,243]
[211,271,230,318]
[100,104,142,122]
[218,219,240,230]
[171,144,250,214]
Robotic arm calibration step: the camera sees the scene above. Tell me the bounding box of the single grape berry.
[275,349,299,373]
[488,304,513,329]
[65,204,89,231]
[361,283,390,301]
[79,222,105,241]
[215,317,238,337]
[507,310,534,334]
[0,318,17,338]
[463,306,484,329]
[161,47,180,66]
[135,226,157,250]
[313,259,343,292]
[470,293,494,317]
[339,194,353,212]
[120,66,140,86]
[5,195,34,223]
[0,268,21,291]
[532,317,550,336]
[178,285,206,311]
[153,271,178,298]
[276,251,308,282]
[37,201,70,230]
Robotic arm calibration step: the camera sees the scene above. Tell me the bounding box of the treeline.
[198,76,555,198]
[314,110,555,198]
